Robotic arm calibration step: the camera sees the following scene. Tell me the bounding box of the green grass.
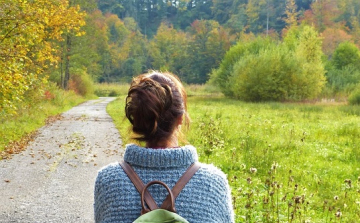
[0,87,86,155]
[186,96,360,222]
[94,83,130,97]
[108,92,360,222]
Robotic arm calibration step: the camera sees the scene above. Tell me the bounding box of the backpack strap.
[119,161,201,212]
[141,180,176,214]
[119,161,158,211]
[161,162,201,210]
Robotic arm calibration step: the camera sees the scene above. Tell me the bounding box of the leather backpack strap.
[119,161,158,211]
[161,162,201,210]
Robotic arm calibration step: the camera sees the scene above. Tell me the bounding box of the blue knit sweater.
[94,144,234,223]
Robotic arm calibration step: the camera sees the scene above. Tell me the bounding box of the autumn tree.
[321,28,352,57]
[148,22,189,76]
[0,0,85,114]
[283,0,298,30]
[310,0,339,31]
[56,8,106,84]
[183,20,231,83]
[246,0,266,33]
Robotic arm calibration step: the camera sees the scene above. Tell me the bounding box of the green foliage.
[325,65,360,94]
[210,36,271,96]
[68,69,95,97]
[148,22,189,76]
[213,25,325,101]
[229,45,296,101]
[183,20,231,84]
[348,86,360,105]
[332,41,360,70]
[324,41,360,97]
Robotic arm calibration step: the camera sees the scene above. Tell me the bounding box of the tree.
[211,0,234,24]
[310,0,339,31]
[285,25,326,98]
[321,28,352,57]
[246,0,266,33]
[283,0,298,30]
[148,22,189,76]
[183,20,231,83]
[0,0,85,114]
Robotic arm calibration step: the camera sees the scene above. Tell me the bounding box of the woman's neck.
[146,136,179,149]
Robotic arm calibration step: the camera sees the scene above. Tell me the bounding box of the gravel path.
[0,97,123,223]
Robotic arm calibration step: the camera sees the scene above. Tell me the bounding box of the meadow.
[107,90,360,223]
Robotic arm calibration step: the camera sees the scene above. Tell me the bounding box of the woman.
[94,71,234,223]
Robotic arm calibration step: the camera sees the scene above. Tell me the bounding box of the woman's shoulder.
[198,162,227,177]
[97,162,121,173]
[194,162,230,187]
[95,162,124,183]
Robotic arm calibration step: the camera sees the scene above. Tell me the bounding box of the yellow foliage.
[0,0,85,114]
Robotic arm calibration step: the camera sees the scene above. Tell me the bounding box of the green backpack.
[119,161,200,223]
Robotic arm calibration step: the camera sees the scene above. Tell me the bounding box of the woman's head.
[125,71,189,147]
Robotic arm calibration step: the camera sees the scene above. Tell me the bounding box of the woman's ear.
[177,115,183,127]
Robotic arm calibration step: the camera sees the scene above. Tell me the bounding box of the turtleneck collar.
[123,144,198,168]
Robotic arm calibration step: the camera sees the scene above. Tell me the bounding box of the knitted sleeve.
[196,164,235,223]
[94,168,104,222]
[94,166,112,223]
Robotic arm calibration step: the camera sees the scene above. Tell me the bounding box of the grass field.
[108,92,360,222]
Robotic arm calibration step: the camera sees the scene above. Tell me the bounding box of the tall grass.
[94,83,130,97]
[186,96,360,222]
[108,89,360,222]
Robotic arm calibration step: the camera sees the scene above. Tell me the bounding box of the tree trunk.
[64,34,71,90]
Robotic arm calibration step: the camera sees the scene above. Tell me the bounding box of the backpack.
[119,161,200,223]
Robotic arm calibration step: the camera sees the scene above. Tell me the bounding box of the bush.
[211,25,325,101]
[332,41,360,70]
[325,65,360,94]
[209,37,273,96]
[348,87,360,105]
[230,46,294,101]
[68,70,94,97]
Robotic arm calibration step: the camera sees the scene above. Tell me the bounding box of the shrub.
[230,46,293,101]
[212,25,325,101]
[209,37,273,96]
[348,87,360,105]
[68,69,94,97]
[332,41,360,70]
[325,65,360,94]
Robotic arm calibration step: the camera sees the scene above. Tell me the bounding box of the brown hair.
[125,71,189,146]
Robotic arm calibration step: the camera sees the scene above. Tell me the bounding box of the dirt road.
[0,97,123,223]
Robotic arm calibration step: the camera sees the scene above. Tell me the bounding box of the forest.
[1,0,360,115]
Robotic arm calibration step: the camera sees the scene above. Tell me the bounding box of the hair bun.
[125,71,188,145]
